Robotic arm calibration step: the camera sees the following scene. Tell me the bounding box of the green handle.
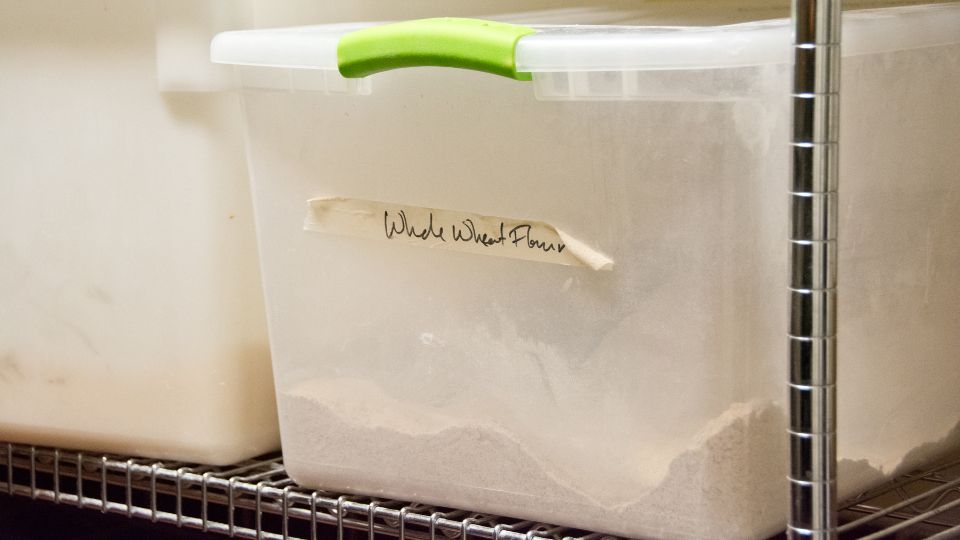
[337,18,535,81]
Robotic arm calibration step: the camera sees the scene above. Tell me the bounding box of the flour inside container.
[281,380,791,540]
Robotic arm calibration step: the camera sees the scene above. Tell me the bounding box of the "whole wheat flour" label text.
[304,197,613,270]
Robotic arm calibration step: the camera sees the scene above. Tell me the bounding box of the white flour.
[281,379,789,539]
[280,377,960,539]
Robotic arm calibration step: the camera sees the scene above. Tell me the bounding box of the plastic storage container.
[213,4,960,538]
[0,0,278,464]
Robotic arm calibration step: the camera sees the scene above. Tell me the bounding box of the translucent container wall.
[216,5,960,537]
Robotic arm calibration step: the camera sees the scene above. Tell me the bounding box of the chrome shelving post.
[788,0,840,538]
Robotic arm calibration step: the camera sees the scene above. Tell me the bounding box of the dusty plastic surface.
[223,4,960,538]
[0,0,278,465]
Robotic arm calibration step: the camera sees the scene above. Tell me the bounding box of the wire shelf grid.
[4,442,960,539]
[838,457,960,539]
[0,442,609,540]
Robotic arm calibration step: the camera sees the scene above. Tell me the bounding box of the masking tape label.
[304,197,613,271]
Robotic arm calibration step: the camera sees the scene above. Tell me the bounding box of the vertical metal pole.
[789,0,840,538]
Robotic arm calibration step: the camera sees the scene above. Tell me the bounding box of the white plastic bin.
[213,4,960,537]
[0,0,277,465]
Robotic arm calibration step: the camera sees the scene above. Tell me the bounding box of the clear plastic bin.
[213,4,960,537]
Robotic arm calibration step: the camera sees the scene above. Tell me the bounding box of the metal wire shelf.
[838,457,960,539]
[0,442,609,540]
[4,442,960,539]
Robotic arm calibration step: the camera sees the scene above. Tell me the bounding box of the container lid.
[211,3,960,76]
